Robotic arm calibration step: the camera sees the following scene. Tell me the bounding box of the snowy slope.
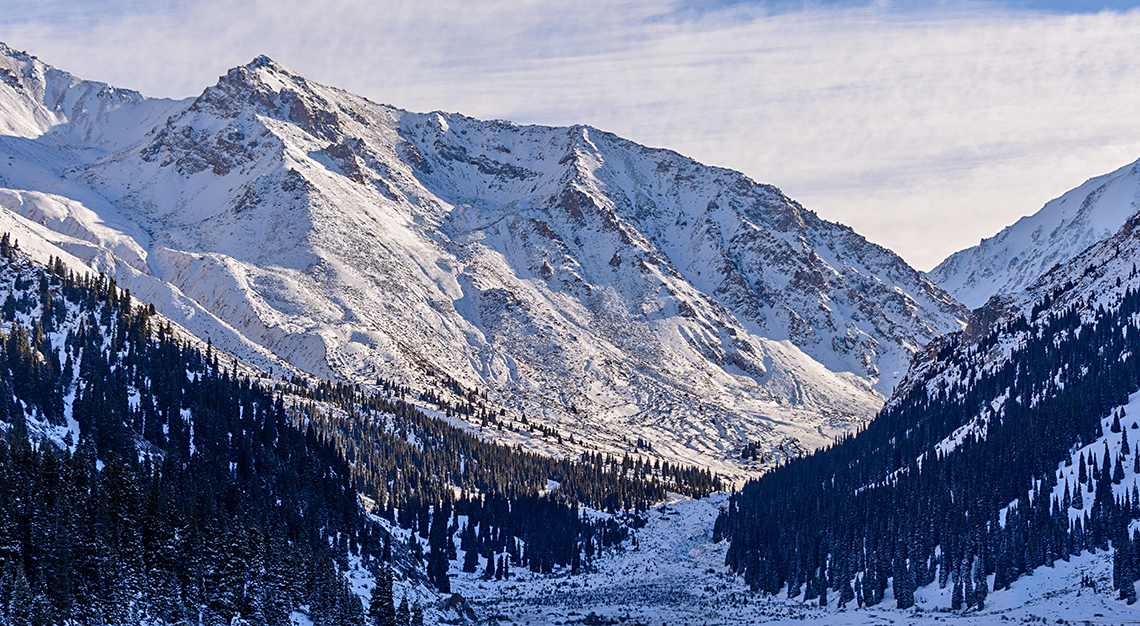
[0,44,967,475]
[470,247,1140,622]
[929,156,1140,309]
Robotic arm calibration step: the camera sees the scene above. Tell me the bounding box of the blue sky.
[2,0,1140,269]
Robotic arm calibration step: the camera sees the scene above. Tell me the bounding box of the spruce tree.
[427,506,451,593]
[483,550,495,580]
[368,564,396,626]
[972,552,987,610]
[462,540,479,574]
[395,596,410,626]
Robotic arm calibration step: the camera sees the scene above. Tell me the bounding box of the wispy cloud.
[3,0,1140,269]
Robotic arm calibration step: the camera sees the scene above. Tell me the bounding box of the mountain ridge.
[0,45,967,475]
[719,160,1140,615]
[928,156,1140,309]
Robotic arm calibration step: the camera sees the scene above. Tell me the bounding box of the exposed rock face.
[0,45,967,474]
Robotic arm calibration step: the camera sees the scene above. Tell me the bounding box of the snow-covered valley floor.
[446,493,1140,625]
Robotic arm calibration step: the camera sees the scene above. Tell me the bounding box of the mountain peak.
[247,54,278,70]
[237,54,300,83]
[204,54,305,100]
[173,53,334,140]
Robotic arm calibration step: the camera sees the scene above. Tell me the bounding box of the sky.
[3,1,1140,270]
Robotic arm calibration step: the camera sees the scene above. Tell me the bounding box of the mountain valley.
[3,39,1140,626]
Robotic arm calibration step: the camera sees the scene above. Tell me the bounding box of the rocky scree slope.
[0,44,966,474]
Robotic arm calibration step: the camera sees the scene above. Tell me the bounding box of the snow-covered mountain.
[928,157,1140,309]
[892,186,1140,499]
[0,42,967,474]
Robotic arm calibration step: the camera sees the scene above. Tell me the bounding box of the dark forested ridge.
[0,237,719,625]
[718,250,1140,609]
[0,240,377,625]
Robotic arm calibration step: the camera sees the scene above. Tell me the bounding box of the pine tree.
[395,596,410,626]
[483,550,495,580]
[972,551,987,610]
[461,523,479,574]
[368,564,395,626]
[951,575,963,611]
[8,566,32,626]
[427,505,451,593]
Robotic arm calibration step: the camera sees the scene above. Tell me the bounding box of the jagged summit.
[0,43,967,474]
[0,40,183,152]
[247,54,279,69]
